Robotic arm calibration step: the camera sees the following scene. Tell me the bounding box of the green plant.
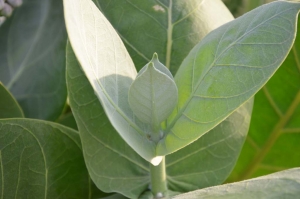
[1,0,300,198]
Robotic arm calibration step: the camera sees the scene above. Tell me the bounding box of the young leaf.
[0,118,106,198]
[0,0,67,120]
[0,82,23,118]
[158,1,300,156]
[128,55,178,142]
[64,0,158,163]
[94,0,234,74]
[229,16,300,182]
[172,168,300,199]
[66,44,149,199]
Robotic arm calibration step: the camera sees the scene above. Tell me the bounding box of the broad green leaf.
[0,0,67,120]
[229,16,300,182]
[0,118,108,198]
[95,0,234,74]
[0,82,23,118]
[64,0,157,163]
[157,1,300,156]
[66,44,149,199]
[166,99,253,192]
[172,168,300,199]
[128,56,178,140]
[67,44,253,197]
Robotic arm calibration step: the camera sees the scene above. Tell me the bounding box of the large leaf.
[166,99,253,192]
[0,118,107,198]
[0,82,23,118]
[229,17,300,181]
[0,0,67,120]
[66,44,149,199]
[95,0,234,74]
[67,43,253,198]
[173,168,300,199]
[64,0,158,163]
[157,1,300,156]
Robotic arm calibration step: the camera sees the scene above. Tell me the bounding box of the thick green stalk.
[150,158,168,198]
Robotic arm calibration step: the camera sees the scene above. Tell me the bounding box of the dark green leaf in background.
[57,111,78,130]
[0,0,67,120]
[0,119,107,198]
[0,82,23,118]
[95,0,234,74]
[173,168,300,199]
[229,15,300,182]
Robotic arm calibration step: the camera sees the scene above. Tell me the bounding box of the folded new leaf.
[129,53,178,143]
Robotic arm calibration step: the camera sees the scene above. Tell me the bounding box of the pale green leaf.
[229,16,300,182]
[158,1,300,156]
[0,118,107,198]
[0,82,23,118]
[64,0,157,163]
[0,0,67,120]
[128,57,178,138]
[173,168,300,199]
[66,43,149,199]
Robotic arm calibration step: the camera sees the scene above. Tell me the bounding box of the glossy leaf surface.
[95,0,234,74]
[158,1,300,156]
[64,0,157,163]
[0,118,107,198]
[173,168,300,199]
[0,82,23,118]
[229,17,300,181]
[67,44,253,197]
[0,0,67,120]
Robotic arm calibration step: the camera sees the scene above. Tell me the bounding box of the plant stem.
[150,157,168,198]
